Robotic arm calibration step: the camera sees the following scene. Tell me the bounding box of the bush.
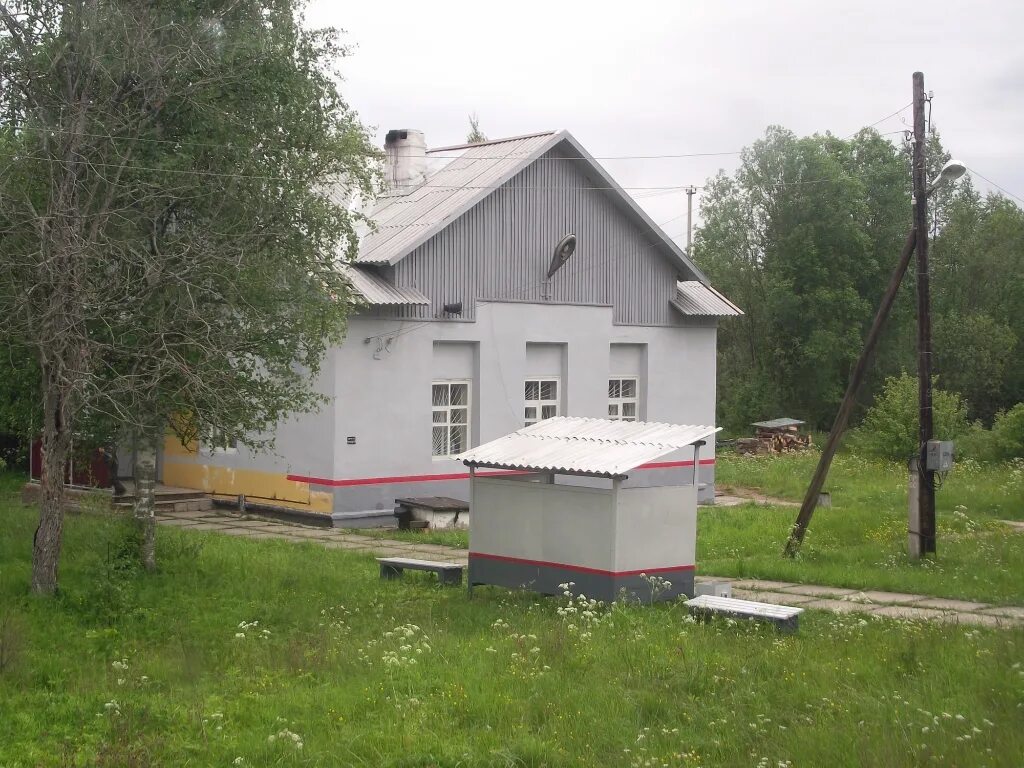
[850,373,971,460]
[954,421,995,461]
[990,403,1024,459]
[949,403,1024,462]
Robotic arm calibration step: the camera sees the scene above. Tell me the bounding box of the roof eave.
[555,131,709,284]
[463,461,625,480]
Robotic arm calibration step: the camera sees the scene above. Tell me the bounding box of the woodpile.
[736,421,812,455]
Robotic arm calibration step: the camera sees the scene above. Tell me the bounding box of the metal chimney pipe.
[384,129,427,192]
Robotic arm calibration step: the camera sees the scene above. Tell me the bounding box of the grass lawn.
[353,452,1024,605]
[351,525,470,549]
[2,473,1024,766]
[705,452,1024,604]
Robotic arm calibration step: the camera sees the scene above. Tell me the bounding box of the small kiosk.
[459,417,719,602]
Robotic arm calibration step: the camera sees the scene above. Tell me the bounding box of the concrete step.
[114,497,213,513]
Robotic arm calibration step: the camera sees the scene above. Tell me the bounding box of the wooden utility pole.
[912,71,937,554]
[786,70,943,558]
[685,186,697,250]
[783,228,917,556]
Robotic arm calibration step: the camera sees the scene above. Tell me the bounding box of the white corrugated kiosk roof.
[672,281,743,317]
[458,416,720,478]
[342,264,430,306]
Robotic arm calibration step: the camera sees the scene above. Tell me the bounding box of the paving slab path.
[711,487,800,508]
[156,509,1023,629]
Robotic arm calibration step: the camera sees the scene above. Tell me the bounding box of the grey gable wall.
[387,144,694,326]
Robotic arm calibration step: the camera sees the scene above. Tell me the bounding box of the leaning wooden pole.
[783,227,918,557]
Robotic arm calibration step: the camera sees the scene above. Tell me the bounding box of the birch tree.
[0,0,377,594]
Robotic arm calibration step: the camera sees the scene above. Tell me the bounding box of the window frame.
[431,379,472,459]
[201,426,239,455]
[607,376,640,422]
[524,376,560,427]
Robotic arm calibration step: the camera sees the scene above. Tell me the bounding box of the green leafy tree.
[932,311,1016,421]
[931,190,1024,420]
[0,345,40,452]
[849,373,971,460]
[0,0,377,593]
[694,127,908,430]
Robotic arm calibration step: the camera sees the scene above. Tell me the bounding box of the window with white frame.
[525,378,559,426]
[432,381,470,457]
[608,377,639,421]
[203,426,239,454]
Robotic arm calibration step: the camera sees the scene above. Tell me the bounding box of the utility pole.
[685,186,697,251]
[784,229,917,556]
[786,72,961,558]
[912,71,937,554]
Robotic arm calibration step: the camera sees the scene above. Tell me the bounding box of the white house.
[160,128,741,524]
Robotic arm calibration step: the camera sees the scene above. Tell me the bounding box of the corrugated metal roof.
[751,418,805,429]
[671,281,743,316]
[340,130,708,283]
[354,132,560,266]
[458,416,720,478]
[342,265,430,306]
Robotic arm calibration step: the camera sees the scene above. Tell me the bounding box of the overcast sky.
[306,0,1024,243]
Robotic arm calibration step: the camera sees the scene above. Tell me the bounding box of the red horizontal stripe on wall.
[288,458,715,488]
[469,551,695,578]
[638,458,716,470]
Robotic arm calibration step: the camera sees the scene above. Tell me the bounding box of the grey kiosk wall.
[460,417,720,603]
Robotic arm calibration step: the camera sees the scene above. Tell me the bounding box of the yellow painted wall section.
[164,432,198,457]
[162,435,332,514]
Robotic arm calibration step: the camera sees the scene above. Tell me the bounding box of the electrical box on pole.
[925,440,954,472]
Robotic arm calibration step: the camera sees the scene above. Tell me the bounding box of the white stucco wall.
[167,300,719,513]
[326,301,718,511]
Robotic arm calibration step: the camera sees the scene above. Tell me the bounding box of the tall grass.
[1,485,1022,766]
[705,451,1024,603]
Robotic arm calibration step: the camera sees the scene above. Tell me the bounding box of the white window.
[525,378,559,426]
[608,377,639,421]
[432,381,470,457]
[203,426,239,455]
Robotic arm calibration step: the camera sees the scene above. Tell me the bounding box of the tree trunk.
[133,441,157,572]
[32,386,72,596]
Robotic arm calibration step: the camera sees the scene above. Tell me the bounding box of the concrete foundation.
[468,554,695,603]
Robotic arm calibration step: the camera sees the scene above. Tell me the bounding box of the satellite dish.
[546,233,577,279]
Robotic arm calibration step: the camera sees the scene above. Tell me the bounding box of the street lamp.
[927,160,967,196]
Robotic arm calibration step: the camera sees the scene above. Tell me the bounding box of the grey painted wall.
[325,301,718,511]
[384,144,697,325]
[167,301,719,513]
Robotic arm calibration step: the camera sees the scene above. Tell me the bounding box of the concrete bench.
[377,557,464,586]
[685,594,803,631]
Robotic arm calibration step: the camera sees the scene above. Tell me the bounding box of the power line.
[14,154,706,190]
[27,103,913,163]
[842,102,914,139]
[21,126,743,161]
[966,167,1024,207]
[12,153,848,192]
